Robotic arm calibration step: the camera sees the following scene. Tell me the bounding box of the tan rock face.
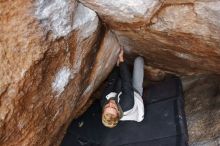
[183,75,220,146]
[79,0,162,29]
[81,0,220,75]
[144,66,166,81]
[0,0,119,145]
[1,0,220,145]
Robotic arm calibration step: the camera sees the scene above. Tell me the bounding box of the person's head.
[102,99,120,128]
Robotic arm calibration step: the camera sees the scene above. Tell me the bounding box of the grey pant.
[132,57,144,96]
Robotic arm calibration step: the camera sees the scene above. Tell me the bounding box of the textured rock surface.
[79,0,162,28]
[144,66,166,81]
[1,0,220,145]
[81,0,220,75]
[183,75,220,146]
[0,0,120,145]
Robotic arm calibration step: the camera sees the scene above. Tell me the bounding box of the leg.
[132,57,144,96]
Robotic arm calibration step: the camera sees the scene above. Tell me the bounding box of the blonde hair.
[102,112,120,128]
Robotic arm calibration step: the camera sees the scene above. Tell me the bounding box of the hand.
[117,47,124,66]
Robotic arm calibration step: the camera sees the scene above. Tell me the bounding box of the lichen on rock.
[52,67,71,97]
[35,0,77,37]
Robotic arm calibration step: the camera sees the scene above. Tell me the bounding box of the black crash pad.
[61,76,188,146]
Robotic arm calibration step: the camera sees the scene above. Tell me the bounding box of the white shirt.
[105,92,145,122]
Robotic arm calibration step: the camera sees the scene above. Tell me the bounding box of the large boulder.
[183,75,220,146]
[0,0,119,145]
[80,0,220,75]
[1,0,220,145]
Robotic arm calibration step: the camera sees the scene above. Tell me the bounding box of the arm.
[100,66,119,107]
[119,61,134,111]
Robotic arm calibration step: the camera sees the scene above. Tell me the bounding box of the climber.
[101,47,145,128]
